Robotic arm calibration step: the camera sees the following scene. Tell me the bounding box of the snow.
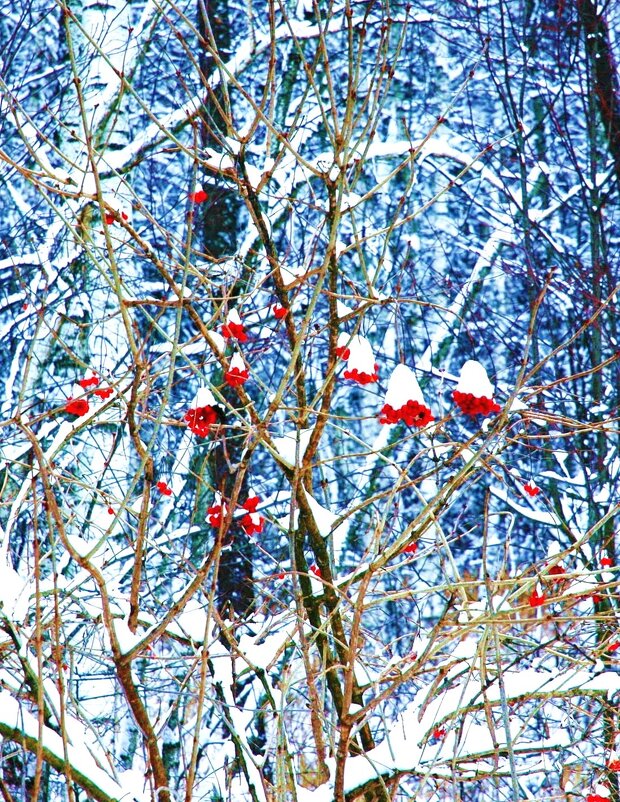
[272,428,312,466]
[455,360,495,398]
[227,308,243,327]
[490,485,562,526]
[384,364,426,408]
[337,331,351,351]
[345,335,376,373]
[539,469,583,485]
[0,691,143,801]
[278,262,310,287]
[65,534,107,565]
[236,617,298,671]
[296,667,620,799]
[304,490,350,559]
[418,227,513,375]
[336,300,354,318]
[229,352,246,372]
[2,4,618,800]
[341,192,363,210]
[112,617,144,655]
[116,770,148,801]
[0,558,31,622]
[190,385,218,409]
[168,604,210,643]
[208,330,226,353]
[508,395,528,412]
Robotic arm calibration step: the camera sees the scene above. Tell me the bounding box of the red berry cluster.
[184,405,219,437]
[221,321,248,342]
[452,390,500,416]
[380,400,434,427]
[343,365,379,385]
[225,367,249,387]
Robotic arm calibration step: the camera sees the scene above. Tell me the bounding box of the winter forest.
[1,0,620,800]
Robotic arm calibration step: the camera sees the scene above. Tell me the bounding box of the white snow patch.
[336,300,354,318]
[278,263,310,287]
[384,364,426,409]
[113,617,143,655]
[272,428,312,466]
[208,330,226,353]
[229,352,246,372]
[227,308,243,327]
[345,335,376,374]
[337,332,351,351]
[0,558,31,622]
[490,485,562,527]
[304,491,349,560]
[0,691,139,800]
[190,386,217,409]
[65,534,107,566]
[455,360,495,398]
[508,395,528,412]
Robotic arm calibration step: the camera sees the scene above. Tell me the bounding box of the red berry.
[189,189,208,203]
[65,398,89,417]
[528,591,545,607]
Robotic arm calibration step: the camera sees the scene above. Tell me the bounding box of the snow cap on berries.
[335,332,351,360]
[184,386,220,437]
[380,364,434,427]
[528,584,546,608]
[225,352,249,387]
[455,360,495,397]
[228,308,242,326]
[343,335,378,384]
[587,783,611,802]
[608,753,620,771]
[229,352,246,372]
[240,511,263,535]
[207,492,227,528]
[453,360,500,416]
[193,386,217,410]
[222,308,248,341]
[189,189,208,203]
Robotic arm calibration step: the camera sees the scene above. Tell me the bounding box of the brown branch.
[21,424,171,802]
[127,362,154,634]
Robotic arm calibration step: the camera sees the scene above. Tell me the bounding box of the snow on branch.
[0,692,143,802]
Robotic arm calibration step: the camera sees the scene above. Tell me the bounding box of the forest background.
[1,0,620,801]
